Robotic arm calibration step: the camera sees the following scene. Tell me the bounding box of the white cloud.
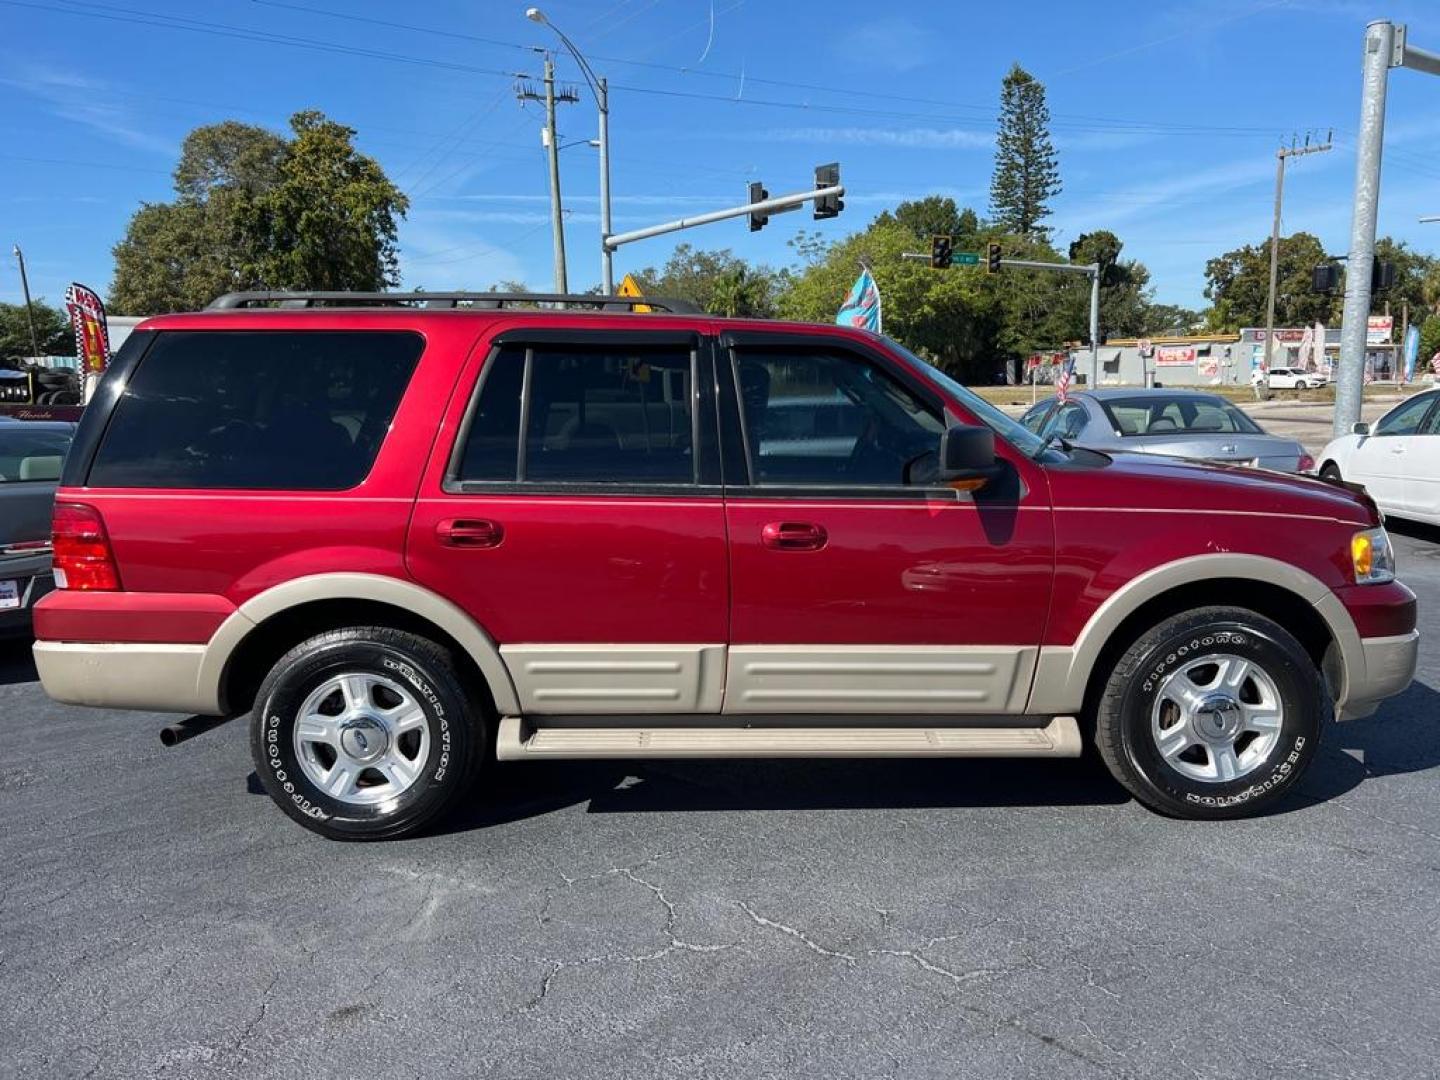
[754,126,994,150]
[4,64,175,156]
[831,17,938,73]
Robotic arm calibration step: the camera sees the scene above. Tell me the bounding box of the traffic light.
[813,162,842,219]
[986,242,1003,274]
[930,234,953,269]
[748,181,769,232]
[1312,263,1342,293]
[1371,257,1396,291]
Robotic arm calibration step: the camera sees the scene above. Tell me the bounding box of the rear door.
[1402,394,1440,519]
[717,330,1054,716]
[406,326,730,716]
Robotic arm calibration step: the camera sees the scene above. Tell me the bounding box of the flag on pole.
[1404,324,1420,383]
[1056,353,1076,402]
[836,268,881,333]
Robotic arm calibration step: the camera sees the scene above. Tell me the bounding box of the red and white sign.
[1155,346,1197,366]
[63,282,110,376]
[1367,315,1393,346]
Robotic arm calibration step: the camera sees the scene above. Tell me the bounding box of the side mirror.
[939,423,998,481]
[1352,421,1370,436]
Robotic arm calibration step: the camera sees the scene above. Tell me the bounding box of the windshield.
[1099,395,1263,437]
[0,425,72,483]
[886,341,1054,459]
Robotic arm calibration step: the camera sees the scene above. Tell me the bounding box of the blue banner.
[836,269,881,333]
[1404,323,1420,382]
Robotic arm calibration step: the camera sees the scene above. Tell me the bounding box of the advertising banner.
[1155,346,1197,366]
[64,282,110,376]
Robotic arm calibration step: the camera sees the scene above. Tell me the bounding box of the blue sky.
[5,0,1440,314]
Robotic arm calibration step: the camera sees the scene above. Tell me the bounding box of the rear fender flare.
[200,572,520,715]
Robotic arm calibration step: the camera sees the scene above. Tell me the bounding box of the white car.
[1265,367,1329,390]
[1316,388,1440,525]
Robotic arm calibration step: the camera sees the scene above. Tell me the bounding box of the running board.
[495,715,1082,760]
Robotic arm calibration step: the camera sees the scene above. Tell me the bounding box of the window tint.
[0,425,72,483]
[1376,393,1435,436]
[1419,396,1440,435]
[1100,396,1261,436]
[456,342,695,485]
[457,347,525,481]
[734,349,942,486]
[89,331,420,490]
[1042,403,1087,440]
[1020,402,1054,433]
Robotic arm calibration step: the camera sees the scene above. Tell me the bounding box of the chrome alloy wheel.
[1149,653,1284,784]
[293,672,430,806]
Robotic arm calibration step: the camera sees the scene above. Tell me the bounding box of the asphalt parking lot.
[1,525,1437,1080]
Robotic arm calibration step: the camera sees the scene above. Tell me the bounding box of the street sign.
[617,273,652,312]
[953,252,980,266]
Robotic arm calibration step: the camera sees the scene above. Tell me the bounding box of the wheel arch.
[1028,554,1361,716]
[202,573,520,716]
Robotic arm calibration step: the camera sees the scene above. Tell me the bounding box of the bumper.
[0,563,55,637]
[1339,630,1420,720]
[33,640,217,714]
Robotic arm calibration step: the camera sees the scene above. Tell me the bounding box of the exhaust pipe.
[159,714,233,747]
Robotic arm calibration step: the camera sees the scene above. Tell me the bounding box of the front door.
[1351,393,1435,511]
[407,327,729,715]
[1402,394,1440,519]
[718,332,1055,716]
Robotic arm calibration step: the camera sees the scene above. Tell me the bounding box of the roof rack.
[207,291,702,314]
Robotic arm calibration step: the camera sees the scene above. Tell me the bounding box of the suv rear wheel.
[249,627,485,840]
[1095,606,1325,819]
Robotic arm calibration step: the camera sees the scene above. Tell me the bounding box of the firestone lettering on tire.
[264,711,331,821]
[1142,632,1247,693]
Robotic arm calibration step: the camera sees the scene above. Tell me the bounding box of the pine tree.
[989,64,1061,237]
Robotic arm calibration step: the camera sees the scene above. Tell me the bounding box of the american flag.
[1057,355,1076,402]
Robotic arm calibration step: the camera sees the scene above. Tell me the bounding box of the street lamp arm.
[548,25,604,106]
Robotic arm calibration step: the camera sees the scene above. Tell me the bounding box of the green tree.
[1203,232,1336,331]
[1418,314,1440,370]
[634,244,786,318]
[1372,236,1438,318]
[1142,303,1203,334]
[875,196,979,245]
[110,111,408,314]
[1065,230,1154,338]
[0,300,73,360]
[989,64,1061,237]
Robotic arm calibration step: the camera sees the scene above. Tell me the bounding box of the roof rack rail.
[207,291,702,314]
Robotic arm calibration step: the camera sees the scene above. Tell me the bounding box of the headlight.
[1350,527,1396,584]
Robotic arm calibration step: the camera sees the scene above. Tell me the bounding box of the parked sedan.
[1020,389,1313,472]
[1316,388,1440,526]
[0,421,74,636]
[1265,367,1329,390]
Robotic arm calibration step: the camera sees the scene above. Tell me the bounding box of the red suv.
[34,292,1418,839]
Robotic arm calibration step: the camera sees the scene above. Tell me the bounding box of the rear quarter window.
[87,330,421,490]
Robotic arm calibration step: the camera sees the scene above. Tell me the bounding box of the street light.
[525,6,614,293]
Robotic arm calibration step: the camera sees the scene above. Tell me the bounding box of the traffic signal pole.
[1336,20,1440,436]
[605,179,844,252]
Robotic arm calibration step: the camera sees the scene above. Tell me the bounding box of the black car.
[0,420,74,636]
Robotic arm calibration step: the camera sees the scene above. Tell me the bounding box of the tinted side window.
[455,342,696,485]
[1419,397,1440,435]
[1376,394,1435,436]
[733,349,942,486]
[89,331,421,490]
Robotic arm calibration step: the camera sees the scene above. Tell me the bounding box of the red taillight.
[52,503,120,591]
[1298,453,1316,473]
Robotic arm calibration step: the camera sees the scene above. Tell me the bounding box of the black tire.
[1319,462,1342,482]
[1094,606,1326,819]
[1294,380,1307,391]
[249,627,486,840]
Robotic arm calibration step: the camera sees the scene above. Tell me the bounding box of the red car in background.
[31,292,1418,839]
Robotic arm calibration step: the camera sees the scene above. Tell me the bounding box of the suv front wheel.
[1095,607,1325,819]
[249,627,486,840]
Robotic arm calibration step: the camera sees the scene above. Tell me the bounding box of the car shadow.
[1282,679,1440,812]
[240,683,1440,834]
[1387,518,1440,547]
[0,639,37,687]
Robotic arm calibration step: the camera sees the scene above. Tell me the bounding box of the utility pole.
[12,245,41,358]
[1336,20,1440,435]
[1262,136,1332,375]
[517,56,577,293]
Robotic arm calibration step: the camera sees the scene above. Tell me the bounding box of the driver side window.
[1375,394,1435,436]
[731,348,942,487]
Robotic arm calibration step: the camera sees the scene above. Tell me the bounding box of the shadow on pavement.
[0,639,37,687]
[1387,518,1440,547]
[1285,679,1440,810]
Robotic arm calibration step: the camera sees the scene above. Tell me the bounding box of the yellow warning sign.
[617,273,652,312]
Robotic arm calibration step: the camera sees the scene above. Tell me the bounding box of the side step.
[495,716,1082,760]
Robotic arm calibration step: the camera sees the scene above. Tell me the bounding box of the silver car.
[0,420,74,637]
[1019,389,1312,472]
